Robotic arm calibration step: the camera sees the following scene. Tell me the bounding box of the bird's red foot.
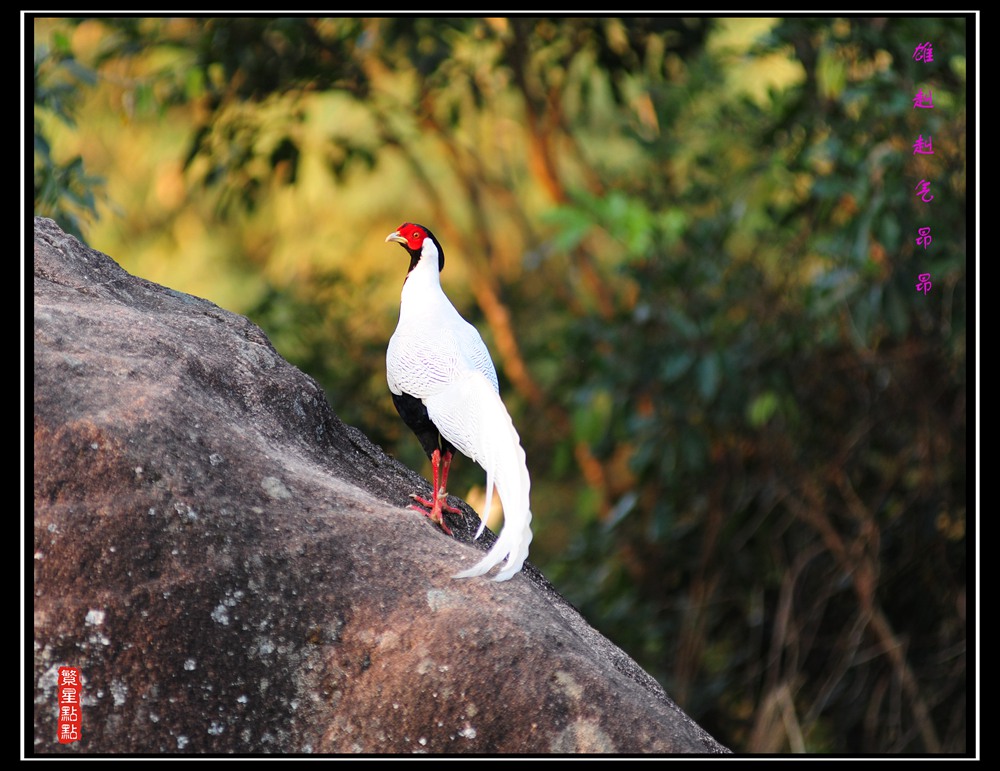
[408,489,461,535]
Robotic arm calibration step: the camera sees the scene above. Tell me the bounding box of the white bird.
[384,222,533,581]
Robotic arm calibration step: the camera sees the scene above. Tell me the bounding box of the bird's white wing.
[457,320,499,393]
[387,313,498,398]
[387,327,452,398]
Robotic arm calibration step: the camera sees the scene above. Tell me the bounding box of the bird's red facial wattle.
[386,222,444,273]
[385,223,428,252]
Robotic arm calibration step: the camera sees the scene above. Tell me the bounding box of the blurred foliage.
[34,29,105,240]
[33,16,970,754]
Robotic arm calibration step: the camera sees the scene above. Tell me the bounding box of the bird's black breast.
[392,392,455,459]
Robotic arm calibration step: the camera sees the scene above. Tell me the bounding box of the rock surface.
[31,216,729,755]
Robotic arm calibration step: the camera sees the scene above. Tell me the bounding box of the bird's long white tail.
[424,372,533,581]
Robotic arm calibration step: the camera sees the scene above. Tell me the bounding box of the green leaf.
[660,351,695,383]
[747,391,779,427]
[697,353,721,401]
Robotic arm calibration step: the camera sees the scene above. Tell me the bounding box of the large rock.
[31,216,729,755]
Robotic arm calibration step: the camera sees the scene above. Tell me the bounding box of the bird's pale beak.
[385,231,407,245]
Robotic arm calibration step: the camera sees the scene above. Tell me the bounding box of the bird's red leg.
[409,449,461,534]
[436,450,461,514]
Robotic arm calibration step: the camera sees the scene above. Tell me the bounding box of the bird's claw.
[408,492,436,509]
[408,490,460,535]
[436,489,463,515]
